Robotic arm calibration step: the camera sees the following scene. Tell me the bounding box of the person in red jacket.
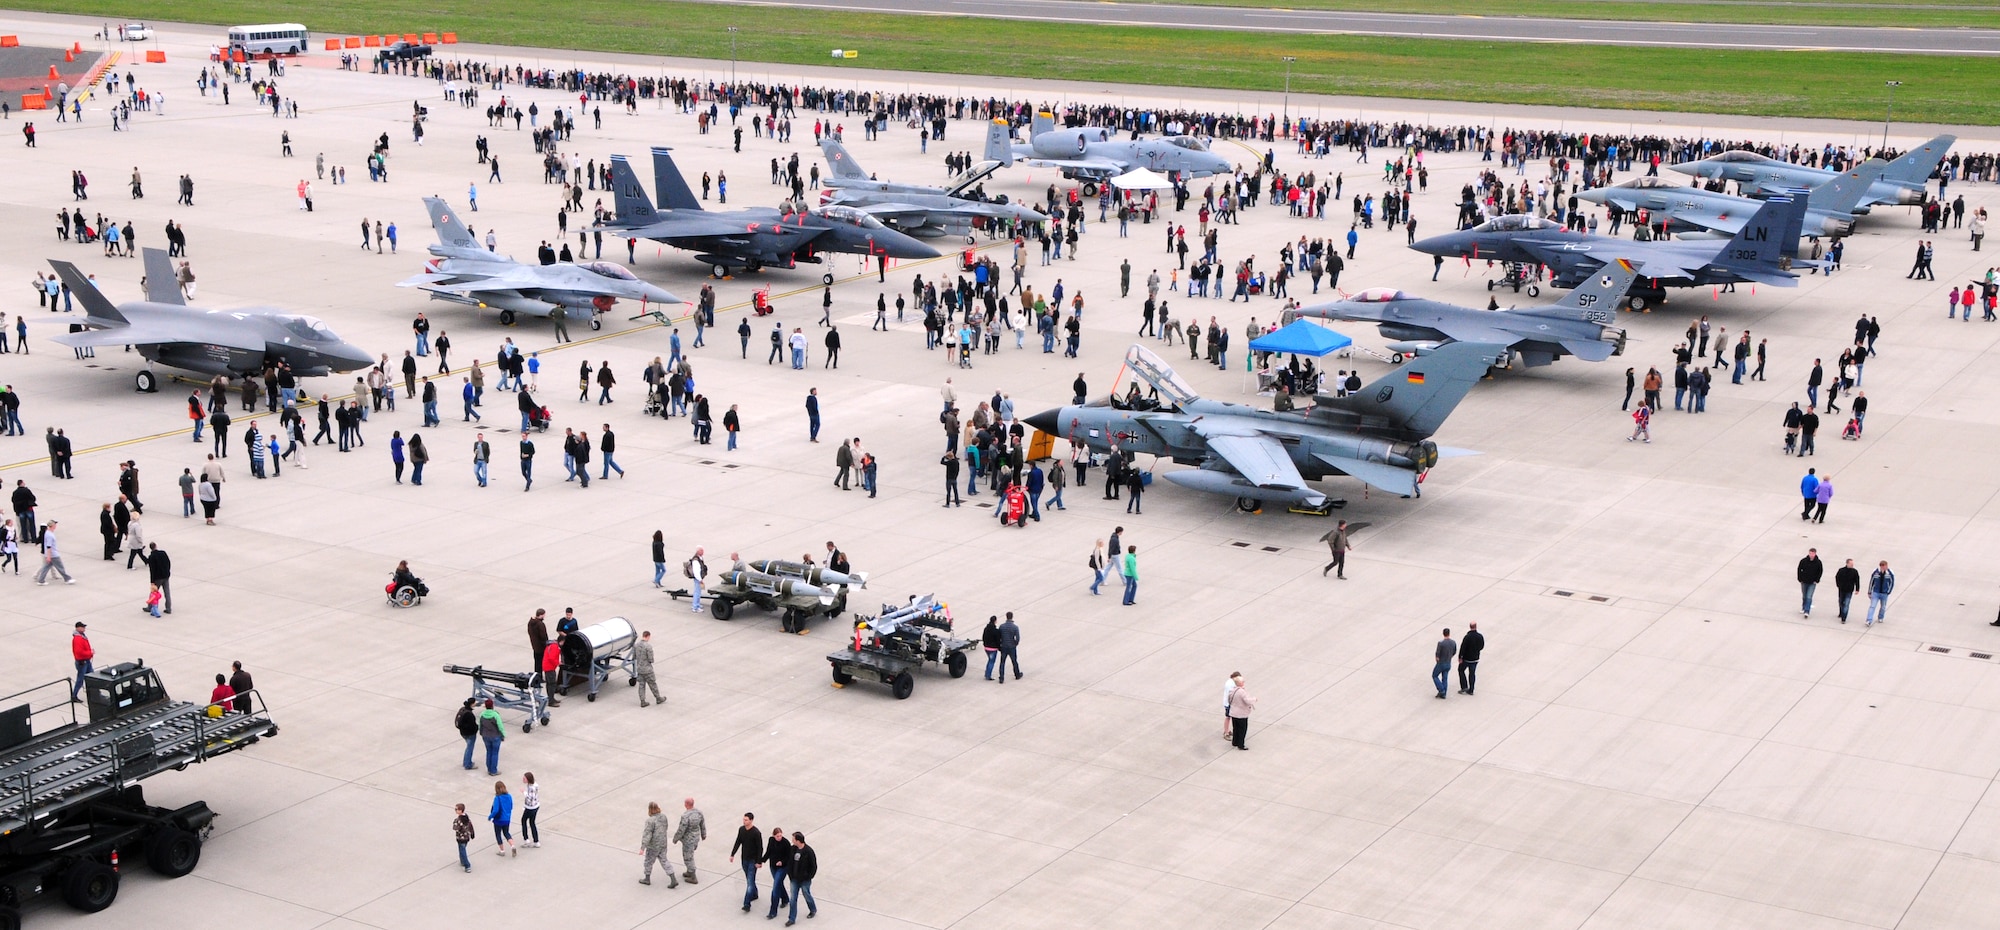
[70,621,92,702]
[540,635,564,707]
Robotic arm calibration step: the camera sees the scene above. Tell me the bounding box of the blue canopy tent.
[1247,320,1352,397]
[1248,319,1352,356]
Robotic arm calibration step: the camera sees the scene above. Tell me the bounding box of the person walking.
[785,833,817,925]
[673,798,707,884]
[1432,628,1457,699]
[518,772,541,848]
[1121,545,1139,605]
[476,698,505,775]
[1797,547,1823,618]
[1457,622,1484,695]
[640,802,681,887]
[36,520,73,586]
[1865,560,1895,627]
[1799,468,1819,520]
[1320,520,1352,578]
[452,803,476,873]
[488,781,517,858]
[1834,558,1861,624]
[996,612,1022,683]
[730,813,765,912]
[455,697,479,770]
[472,432,490,487]
[981,615,1003,679]
[1227,674,1257,749]
[763,828,794,919]
[634,629,663,706]
[68,620,92,701]
[1813,474,1833,523]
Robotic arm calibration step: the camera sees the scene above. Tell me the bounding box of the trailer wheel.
[891,671,915,700]
[0,904,20,930]
[831,665,853,686]
[946,652,967,679]
[62,861,118,912]
[146,827,202,878]
[711,599,734,621]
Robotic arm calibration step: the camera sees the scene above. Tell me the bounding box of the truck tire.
[891,671,914,700]
[945,652,967,679]
[711,599,734,621]
[62,861,118,912]
[146,826,202,878]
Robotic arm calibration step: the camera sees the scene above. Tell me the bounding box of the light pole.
[727,26,739,88]
[1281,56,1296,138]
[1882,80,1901,151]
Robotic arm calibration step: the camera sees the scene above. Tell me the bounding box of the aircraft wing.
[1190,425,1315,497]
[1310,453,1419,497]
[1018,155,1123,177]
[1522,240,1697,281]
[1660,204,1746,235]
[1426,320,1521,349]
[53,322,264,351]
[618,214,796,240]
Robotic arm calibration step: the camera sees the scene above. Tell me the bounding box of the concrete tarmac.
[2,14,2000,930]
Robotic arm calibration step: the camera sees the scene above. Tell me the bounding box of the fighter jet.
[993,113,1232,195]
[817,132,1047,240]
[1668,134,1954,212]
[1287,261,1638,369]
[599,148,938,279]
[1578,159,1887,239]
[398,196,681,328]
[1410,195,1807,310]
[46,249,371,393]
[1023,343,1502,509]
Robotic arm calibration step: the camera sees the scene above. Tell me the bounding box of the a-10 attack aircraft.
[1668,134,1954,212]
[47,249,372,393]
[599,148,938,279]
[1287,261,1640,369]
[1024,343,1502,511]
[398,196,681,328]
[1577,159,1887,239]
[817,131,1048,240]
[992,113,1233,195]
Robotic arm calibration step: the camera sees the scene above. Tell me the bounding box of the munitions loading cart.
[1487,261,1541,296]
[555,617,639,702]
[826,595,976,699]
[0,661,278,926]
[442,664,550,731]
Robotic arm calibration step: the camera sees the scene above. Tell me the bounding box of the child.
[146,583,163,617]
[452,804,475,872]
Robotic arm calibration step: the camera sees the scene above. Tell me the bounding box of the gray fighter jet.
[1578,159,1886,239]
[1668,134,1953,212]
[994,113,1232,196]
[818,132,1047,240]
[1023,343,1501,509]
[47,249,371,393]
[1410,195,1807,309]
[398,197,682,328]
[1287,261,1638,369]
[599,148,938,279]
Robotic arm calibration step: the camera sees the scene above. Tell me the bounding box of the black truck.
[0,662,278,928]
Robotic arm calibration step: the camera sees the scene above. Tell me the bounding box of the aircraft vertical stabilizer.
[1325,342,1502,439]
[424,196,483,251]
[1726,196,1802,264]
[607,156,658,223]
[1885,134,1956,187]
[820,139,869,180]
[985,119,1014,165]
[649,147,704,212]
[141,247,186,306]
[45,260,128,324]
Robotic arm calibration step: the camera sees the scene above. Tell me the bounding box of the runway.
[710,0,2000,54]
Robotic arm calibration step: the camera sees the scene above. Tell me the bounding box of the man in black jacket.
[146,542,170,614]
[12,480,37,544]
[730,813,764,912]
[1834,558,1861,624]
[228,660,252,714]
[1798,547,1824,619]
[1458,622,1484,695]
[763,829,793,919]
[786,833,817,924]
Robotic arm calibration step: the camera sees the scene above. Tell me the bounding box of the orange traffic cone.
[63,49,73,63]
[47,64,57,79]
[70,41,79,54]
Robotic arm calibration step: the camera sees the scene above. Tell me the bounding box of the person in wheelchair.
[390,559,429,600]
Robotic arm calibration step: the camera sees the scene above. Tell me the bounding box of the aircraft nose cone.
[644,283,683,305]
[1665,163,1696,176]
[1024,408,1061,435]
[878,229,940,259]
[1409,233,1462,256]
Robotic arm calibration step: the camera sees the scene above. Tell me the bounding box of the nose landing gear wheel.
[823,272,835,286]
[135,370,157,393]
[589,316,603,331]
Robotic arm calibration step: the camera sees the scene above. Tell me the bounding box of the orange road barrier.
[441,33,457,44]
[144,50,165,63]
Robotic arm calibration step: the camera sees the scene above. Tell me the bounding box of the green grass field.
[1120,0,2000,30]
[23,0,2000,124]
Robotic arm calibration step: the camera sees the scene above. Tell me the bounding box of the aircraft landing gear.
[1081,181,1100,197]
[711,264,731,279]
[589,316,603,331]
[135,370,158,393]
[498,310,516,325]
[1235,496,1262,514]
[822,272,835,286]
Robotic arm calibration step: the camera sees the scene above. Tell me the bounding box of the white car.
[120,23,153,41]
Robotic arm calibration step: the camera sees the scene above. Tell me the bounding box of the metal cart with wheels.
[442,664,549,731]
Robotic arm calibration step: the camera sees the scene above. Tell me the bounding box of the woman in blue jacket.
[489,780,517,857]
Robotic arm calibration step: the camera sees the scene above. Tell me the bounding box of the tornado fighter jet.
[1668,134,1953,212]
[398,197,681,327]
[818,131,1047,240]
[46,249,372,393]
[1577,159,1886,239]
[1023,343,1502,510]
[1287,261,1638,369]
[994,113,1232,195]
[599,148,938,279]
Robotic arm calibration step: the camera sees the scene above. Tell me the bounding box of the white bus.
[227,23,309,56]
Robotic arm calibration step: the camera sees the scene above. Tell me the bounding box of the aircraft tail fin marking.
[1886,134,1956,187]
[819,138,868,180]
[985,119,1014,165]
[1724,196,1802,265]
[1809,158,1887,217]
[607,156,658,223]
[1327,342,1501,439]
[424,196,482,250]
